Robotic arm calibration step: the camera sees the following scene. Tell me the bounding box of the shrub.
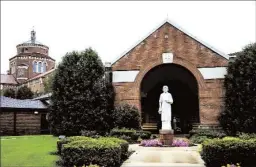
[113,104,141,129]
[136,130,151,140]
[100,137,129,161]
[189,129,226,138]
[57,136,91,154]
[190,135,210,144]
[219,43,256,135]
[49,48,115,136]
[16,85,34,99]
[238,132,256,140]
[3,88,16,98]
[61,138,121,167]
[110,128,139,143]
[80,130,108,138]
[201,138,256,167]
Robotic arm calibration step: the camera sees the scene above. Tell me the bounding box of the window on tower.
[33,61,38,72]
[42,62,47,72]
[38,62,42,73]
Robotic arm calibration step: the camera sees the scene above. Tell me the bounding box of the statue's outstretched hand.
[158,108,162,114]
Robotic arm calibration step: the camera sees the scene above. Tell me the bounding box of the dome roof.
[17,29,48,48]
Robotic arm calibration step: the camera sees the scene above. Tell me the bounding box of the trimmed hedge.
[57,136,91,154]
[59,136,129,167]
[189,129,226,138]
[61,138,121,167]
[109,128,152,143]
[110,128,139,143]
[201,138,256,167]
[136,130,151,140]
[100,137,129,160]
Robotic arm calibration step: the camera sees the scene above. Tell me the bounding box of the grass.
[1,135,59,167]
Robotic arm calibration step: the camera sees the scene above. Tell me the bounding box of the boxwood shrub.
[100,137,129,160]
[201,138,256,167]
[110,128,139,142]
[136,130,151,139]
[61,138,121,167]
[57,136,91,154]
[189,129,226,138]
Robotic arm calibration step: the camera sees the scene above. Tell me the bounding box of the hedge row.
[59,136,129,167]
[109,128,151,143]
[201,138,256,167]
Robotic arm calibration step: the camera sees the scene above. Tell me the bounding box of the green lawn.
[1,135,59,167]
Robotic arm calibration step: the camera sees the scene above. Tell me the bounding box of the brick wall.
[111,22,228,124]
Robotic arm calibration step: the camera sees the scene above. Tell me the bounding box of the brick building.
[0,29,55,94]
[111,19,231,133]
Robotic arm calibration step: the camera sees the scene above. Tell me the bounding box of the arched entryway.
[140,64,199,134]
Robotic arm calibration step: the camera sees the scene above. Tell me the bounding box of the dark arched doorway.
[140,64,199,134]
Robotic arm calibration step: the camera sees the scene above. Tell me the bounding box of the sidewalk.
[121,144,205,167]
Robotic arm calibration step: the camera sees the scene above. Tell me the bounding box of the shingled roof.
[0,74,18,85]
[0,96,47,109]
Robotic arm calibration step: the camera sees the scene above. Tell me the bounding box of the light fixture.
[34,111,38,115]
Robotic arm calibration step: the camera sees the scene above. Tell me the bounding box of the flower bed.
[140,138,190,147]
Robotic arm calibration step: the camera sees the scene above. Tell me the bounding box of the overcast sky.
[1,1,255,74]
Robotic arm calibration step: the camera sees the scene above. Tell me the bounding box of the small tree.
[3,88,16,98]
[113,104,141,129]
[219,43,256,135]
[16,85,34,99]
[43,72,55,94]
[49,48,115,136]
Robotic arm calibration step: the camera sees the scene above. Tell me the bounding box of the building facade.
[111,19,231,133]
[1,29,55,94]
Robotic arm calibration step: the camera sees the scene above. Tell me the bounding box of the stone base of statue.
[159,129,174,146]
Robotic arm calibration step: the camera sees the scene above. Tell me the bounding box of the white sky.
[1,1,255,74]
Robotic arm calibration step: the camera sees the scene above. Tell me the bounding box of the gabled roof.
[0,96,47,109]
[0,74,18,85]
[111,18,229,65]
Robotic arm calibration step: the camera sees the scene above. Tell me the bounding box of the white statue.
[158,85,173,130]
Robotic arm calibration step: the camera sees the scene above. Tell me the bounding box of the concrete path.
[121,144,205,167]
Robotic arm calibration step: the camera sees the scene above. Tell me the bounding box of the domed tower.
[9,29,55,83]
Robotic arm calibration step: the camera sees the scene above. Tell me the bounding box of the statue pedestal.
[159,129,174,146]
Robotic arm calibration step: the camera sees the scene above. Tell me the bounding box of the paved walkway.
[121,144,205,167]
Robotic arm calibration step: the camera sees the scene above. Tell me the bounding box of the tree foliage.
[43,72,55,94]
[3,88,16,98]
[48,48,115,136]
[219,43,256,134]
[16,85,34,99]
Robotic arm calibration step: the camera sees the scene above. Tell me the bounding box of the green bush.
[190,135,210,144]
[110,128,139,143]
[136,130,151,139]
[238,132,256,140]
[201,138,256,167]
[100,137,129,161]
[61,138,121,167]
[57,136,91,154]
[189,129,226,138]
[49,48,115,136]
[3,88,16,98]
[80,130,108,138]
[219,43,256,134]
[113,104,141,129]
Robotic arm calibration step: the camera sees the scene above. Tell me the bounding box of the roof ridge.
[111,18,229,65]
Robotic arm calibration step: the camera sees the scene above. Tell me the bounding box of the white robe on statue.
[159,92,173,130]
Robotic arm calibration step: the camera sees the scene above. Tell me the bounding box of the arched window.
[33,61,38,72]
[38,62,42,73]
[42,62,47,72]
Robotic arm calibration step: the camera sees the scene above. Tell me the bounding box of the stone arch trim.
[133,57,206,98]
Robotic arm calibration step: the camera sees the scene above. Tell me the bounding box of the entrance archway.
[140,64,199,134]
